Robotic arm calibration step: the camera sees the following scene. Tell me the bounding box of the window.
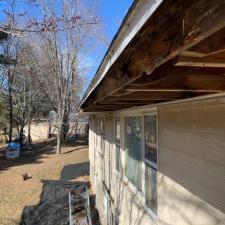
[100,117,105,150]
[144,114,158,216]
[95,117,100,148]
[125,116,142,191]
[115,117,120,172]
[116,117,120,144]
[145,165,157,215]
[145,115,157,165]
[95,117,104,150]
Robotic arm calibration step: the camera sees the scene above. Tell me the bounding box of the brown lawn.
[0,137,89,225]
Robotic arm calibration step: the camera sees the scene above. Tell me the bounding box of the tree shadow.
[60,161,90,181]
[65,135,88,147]
[62,146,87,154]
[0,138,57,173]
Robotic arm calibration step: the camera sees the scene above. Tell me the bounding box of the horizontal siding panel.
[159,98,225,214]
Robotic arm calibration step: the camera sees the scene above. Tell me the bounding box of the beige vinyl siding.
[89,97,225,225]
[158,98,225,224]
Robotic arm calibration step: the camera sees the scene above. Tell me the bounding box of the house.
[79,0,225,225]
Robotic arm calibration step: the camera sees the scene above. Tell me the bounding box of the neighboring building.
[79,1,225,225]
[23,116,89,141]
[24,118,50,141]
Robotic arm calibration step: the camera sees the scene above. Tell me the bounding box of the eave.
[80,0,225,112]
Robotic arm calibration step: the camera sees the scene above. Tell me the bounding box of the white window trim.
[114,116,121,177]
[143,110,159,219]
[124,115,143,192]
[118,107,159,221]
[143,111,159,169]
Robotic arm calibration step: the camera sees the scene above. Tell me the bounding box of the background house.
[79,0,225,225]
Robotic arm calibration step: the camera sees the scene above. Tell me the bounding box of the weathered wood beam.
[183,0,225,50]
[83,104,135,112]
[175,56,225,68]
[100,100,156,105]
[126,88,217,93]
[111,89,132,97]
[129,64,225,86]
[127,74,225,93]
[109,91,186,100]
[189,26,225,54]
[179,51,207,58]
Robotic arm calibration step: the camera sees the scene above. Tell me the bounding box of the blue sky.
[84,0,133,90]
[0,0,133,91]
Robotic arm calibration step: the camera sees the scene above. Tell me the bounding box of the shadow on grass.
[0,138,57,173]
[64,135,88,147]
[0,135,88,173]
[60,161,90,181]
[62,146,87,155]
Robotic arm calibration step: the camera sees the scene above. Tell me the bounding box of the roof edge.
[79,0,164,108]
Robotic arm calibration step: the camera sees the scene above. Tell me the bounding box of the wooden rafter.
[109,91,187,100]
[175,56,225,68]
[127,74,225,93]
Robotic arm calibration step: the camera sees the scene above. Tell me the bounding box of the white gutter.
[80,0,164,107]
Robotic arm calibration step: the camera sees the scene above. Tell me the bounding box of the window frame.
[143,111,158,218]
[124,115,143,192]
[116,108,159,220]
[115,116,121,173]
[143,112,159,169]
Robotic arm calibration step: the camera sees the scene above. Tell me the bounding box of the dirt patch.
[20,180,90,225]
[20,180,100,225]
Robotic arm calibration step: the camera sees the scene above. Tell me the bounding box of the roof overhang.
[80,0,225,112]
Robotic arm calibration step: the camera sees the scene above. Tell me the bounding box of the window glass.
[125,117,142,191]
[115,117,120,172]
[145,115,157,165]
[100,118,105,150]
[145,165,158,215]
[116,145,120,172]
[115,117,120,144]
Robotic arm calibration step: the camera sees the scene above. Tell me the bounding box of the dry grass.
[0,137,89,225]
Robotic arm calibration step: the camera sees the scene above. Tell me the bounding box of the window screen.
[145,115,157,165]
[115,117,120,172]
[116,145,120,172]
[125,117,142,191]
[115,117,120,144]
[145,164,158,215]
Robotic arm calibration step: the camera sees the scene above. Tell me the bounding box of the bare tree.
[30,0,101,154]
[0,0,103,153]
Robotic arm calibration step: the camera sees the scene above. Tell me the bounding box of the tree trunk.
[28,118,31,144]
[19,126,24,145]
[63,123,69,146]
[57,121,62,154]
[8,70,13,142]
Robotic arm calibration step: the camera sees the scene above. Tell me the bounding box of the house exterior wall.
[89,97,225,225]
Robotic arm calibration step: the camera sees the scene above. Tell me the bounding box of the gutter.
[79,0,164,108]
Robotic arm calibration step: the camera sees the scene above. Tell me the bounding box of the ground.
[0,137,89,225]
